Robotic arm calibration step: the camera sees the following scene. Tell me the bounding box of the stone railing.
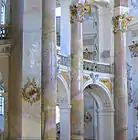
[57,53,113,74]
[83,59,113,74]
[57,53,70,67]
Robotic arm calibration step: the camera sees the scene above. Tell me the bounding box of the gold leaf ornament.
[22,77,40,105]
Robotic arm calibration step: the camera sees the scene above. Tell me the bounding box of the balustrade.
[57,53,113,74]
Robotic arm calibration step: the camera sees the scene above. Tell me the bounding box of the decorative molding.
[70,2,91,23]
[100,78,112,93]
[112,12,132,33]
[61,71,69,85]
[22,77,40,105]
[129,43,138,57]
[83,75,90,83]
[90,73,99,83]
[84,111,92,125]
[128,17,138,31]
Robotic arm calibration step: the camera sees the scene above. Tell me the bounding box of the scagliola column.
[41,0,57,139]
[70,1,91,140]
[113,1,132,139]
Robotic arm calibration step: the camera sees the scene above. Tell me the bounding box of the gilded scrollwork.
[22,77,40,105]
[70,2,91,23]
[83,75,90,83]
[100,79,112,93]
[112,12,132,33]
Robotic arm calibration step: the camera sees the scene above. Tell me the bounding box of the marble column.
[8,0,42,139]
[113,0,131,139]
[70,2,84,140]
[41,0,57,140]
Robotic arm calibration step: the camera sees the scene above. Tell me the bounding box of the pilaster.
[8,0,42,139]
[59,105,71,140]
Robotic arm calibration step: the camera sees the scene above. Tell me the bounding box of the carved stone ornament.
[129,43,138,57]
[112,12,132,33]
[100,79,112,93]
[90,73,99,83]
[22,77,40,105]
[70,1,91,23]
[84,111,92,125]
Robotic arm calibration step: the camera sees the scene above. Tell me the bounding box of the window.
[0,3,5,24]
[55,7,61,17]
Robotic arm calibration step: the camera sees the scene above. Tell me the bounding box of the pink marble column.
[70,4,84,140]
[113,4,131,140]
[41,0,57,139]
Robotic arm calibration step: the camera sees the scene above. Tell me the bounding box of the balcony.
[0,24,11,57]
[57,53,113,75]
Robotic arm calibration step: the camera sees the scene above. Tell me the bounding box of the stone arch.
[57,74,69,105]
[83,82,114,140]
[84,79,113,109]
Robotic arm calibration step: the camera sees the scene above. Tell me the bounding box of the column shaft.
[71,22,84,140]
[41,0,57,139]
[114,7,129,140]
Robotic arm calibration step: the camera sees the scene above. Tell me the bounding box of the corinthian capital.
[70,1,91,23]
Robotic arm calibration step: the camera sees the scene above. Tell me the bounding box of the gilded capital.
[112,12,132,33]
[70,2,91,23]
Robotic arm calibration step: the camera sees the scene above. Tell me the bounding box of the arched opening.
[84,84,114,140]
[84,92,98,140]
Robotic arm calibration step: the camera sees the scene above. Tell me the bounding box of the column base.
[71,135,84,140]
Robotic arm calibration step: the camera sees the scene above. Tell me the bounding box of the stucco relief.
[100,79,112,93]
[61,71,69,85]
[129,43,138,57]
[83,75,90,83]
